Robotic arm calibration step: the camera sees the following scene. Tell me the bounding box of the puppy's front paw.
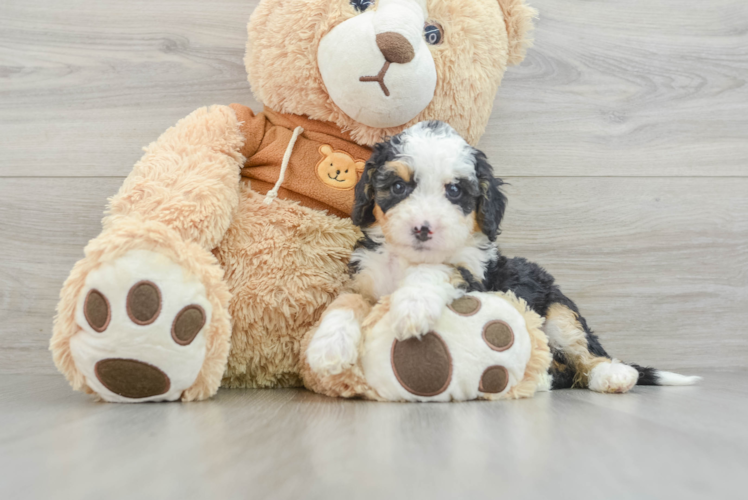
[390,291,443,340]
[307,310,361,376]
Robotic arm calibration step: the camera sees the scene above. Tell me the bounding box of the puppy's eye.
[445,183,462,199]
[424,22,444,45]
[350,0,374,13]
[391,181,407,196]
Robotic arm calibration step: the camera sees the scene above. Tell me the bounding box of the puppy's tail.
[631,364,702,386]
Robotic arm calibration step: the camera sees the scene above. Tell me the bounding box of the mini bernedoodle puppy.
[307,121,700,393]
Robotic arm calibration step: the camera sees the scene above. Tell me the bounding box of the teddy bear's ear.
[497,0,537,66]
[320,144,334,156]
[355,161,365,173]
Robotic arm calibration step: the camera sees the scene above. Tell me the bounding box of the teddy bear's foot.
[306,309,362,376]
[588,360,639,394]
[361,292,549,402]
[68,249,215,402]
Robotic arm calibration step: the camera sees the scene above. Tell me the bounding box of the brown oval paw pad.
[448,296,481,316]
[84,289,111,332]
[126,281,162,325]
[172,305,206,346]
[483,320,514,352]
[95,358,171,399]
[391,332,452,397]
[479,366,509,394]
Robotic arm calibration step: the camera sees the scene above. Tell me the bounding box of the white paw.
[589,360,639,394]
[307,310,361,376]
[389,290,444,340]
[71,250,212,403]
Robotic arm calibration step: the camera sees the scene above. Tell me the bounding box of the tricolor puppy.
[307,121,700,394]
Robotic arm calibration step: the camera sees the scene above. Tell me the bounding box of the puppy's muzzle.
[413,224,433,242]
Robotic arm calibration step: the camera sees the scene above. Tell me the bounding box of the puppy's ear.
[352,141,393,227]
[352,162,376,227]
[473,150,507,241]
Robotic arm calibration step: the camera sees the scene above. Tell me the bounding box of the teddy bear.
[302,291,552,402]
[50,0,537,402]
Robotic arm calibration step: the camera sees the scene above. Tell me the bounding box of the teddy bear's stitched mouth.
[359,62,391,97]
[327,174,346,183]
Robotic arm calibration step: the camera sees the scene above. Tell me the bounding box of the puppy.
[307,121,700,393]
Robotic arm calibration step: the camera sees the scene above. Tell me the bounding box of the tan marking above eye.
[384,161,413,183]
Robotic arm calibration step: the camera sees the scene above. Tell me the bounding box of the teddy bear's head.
[246,0,535,146]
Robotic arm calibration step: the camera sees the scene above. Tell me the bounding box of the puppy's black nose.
[413,225,432,242]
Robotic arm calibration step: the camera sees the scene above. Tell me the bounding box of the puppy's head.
[353,121,506,262]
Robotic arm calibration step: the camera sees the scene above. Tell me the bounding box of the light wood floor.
[0,371,745,500]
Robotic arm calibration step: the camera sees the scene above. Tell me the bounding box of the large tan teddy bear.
[51,0,536,402]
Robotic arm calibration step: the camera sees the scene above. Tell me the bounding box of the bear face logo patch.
[316,144,366,190]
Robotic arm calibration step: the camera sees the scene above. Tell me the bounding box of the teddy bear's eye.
[424,22,444,46]
[350,0,374,13]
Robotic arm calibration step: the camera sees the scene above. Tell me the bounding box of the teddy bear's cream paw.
[389,289,444,340]
[307,309,362,376]
[588,360,639,394]
[362,293,537,402]
[71,249,212,403]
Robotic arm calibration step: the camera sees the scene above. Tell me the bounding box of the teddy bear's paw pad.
[126,281,162,325]
[391,332,452,397]
[172,305,206,346]
[448,296,482,316]
[479,366,509,394]
[95,358,171,399]
[482,321,514,352]
[71,249,212,403]
[84,289,111,332]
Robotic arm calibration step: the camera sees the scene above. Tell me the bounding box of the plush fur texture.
[51,105,244,401]
[51,218,233,402]
[214,184,361,388]
[246,0,536,146]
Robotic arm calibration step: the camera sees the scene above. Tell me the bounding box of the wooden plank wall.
[1,0,746,375]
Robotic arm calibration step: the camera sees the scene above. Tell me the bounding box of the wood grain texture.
[1,372,745,499]
[0,0,746,177]
[1,177,746,374]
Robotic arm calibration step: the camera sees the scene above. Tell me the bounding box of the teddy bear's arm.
[51,105,249,402]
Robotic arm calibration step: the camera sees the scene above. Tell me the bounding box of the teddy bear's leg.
[305,294,372,376]
[543,303,639,394]
[51,105,245,402]
[214,187,361,389]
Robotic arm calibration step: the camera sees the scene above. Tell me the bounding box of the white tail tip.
[656,371,702,386]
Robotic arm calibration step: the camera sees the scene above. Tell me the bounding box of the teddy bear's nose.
[376,32,415,64]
